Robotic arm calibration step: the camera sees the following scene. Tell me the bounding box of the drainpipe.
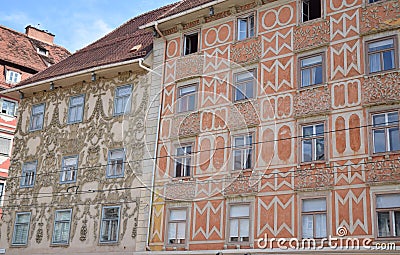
[141,22,167,251]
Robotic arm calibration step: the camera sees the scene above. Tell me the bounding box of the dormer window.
[37,47,48,56]
[5,70,21,84]
[184,33,199,55]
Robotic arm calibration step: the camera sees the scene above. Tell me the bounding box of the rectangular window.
[301,123,325,162]
[52,209,72,244]
[369,0,383,3]
[12,212,31,245]
[107,149,125,178]
[175,145,192,178]
[300,54,323,87]
[0,137,11,156]
[367,37,396,74]
[1,99,17,116]
[30,103,45,131]
[372,111,400,153]
[100,206,121,243]
[6,70,21,84]
[68,95,85,124]
[114,85,132,115]
[177,84,196,112]
[60,156,78,183]
[20,161,37,188]
[0,183,4,202]
[233,134,253,170]
[234,70,256,101]
[376,193,400,237]
[229,204,250,242]
[237,14,255,40]
[184,33,199,55]
[167,209,187,245]
[302,0,322,22]
[302,198,327,238]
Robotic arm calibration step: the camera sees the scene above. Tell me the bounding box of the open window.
[302,0,322,22]
[184,33,199,55]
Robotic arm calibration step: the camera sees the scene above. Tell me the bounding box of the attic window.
[37,47,48,56]
[130,44,142,53]
[184,33,199,55]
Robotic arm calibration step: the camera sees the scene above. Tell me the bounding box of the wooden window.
[234,69,256,101]
[100,206,121,243]
[68,95,85,124]
[167,209,187,244]
[233,134,253,170]
[20,161,37,188]
[229,204,250,242]
[301,123,325,162]
[177,84,196,112]
[175,145,192,178]
[237,14,255,40]
[376,193,400,238]
[372,111,400,153]
[107,149,125,178]
[30,103,45,131]
[12,212,31,245]
[302,0,322,22]
[52,209,72,244]
[114,84,132,115]
[184,33,199,55]
[299,54,324,87]
[302,198,327,238]
[60,155,78,183]
[367,37,397,74]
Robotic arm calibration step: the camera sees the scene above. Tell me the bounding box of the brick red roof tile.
[0,25,70,73]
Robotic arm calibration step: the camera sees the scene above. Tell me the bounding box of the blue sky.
[0,1,175,53]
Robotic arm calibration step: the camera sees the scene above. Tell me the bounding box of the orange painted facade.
[149,0,400,253]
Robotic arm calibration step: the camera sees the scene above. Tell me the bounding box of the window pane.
[245,81,254,99]
[71,96,84,106]
[373,130,386,153]
[373,114,386,126]
[302,198,326,212]
[314,65,323,84]
[249,16,255,37]
[180,86,196,95]
[235,84,246,101]
[170,209,186,221]
[240,219,250,238]
[316,138,325,160]
[389,128,400,151]
[177,222,186,239]
[301,55,322,67]
[110,149,124,159]
[395,211,400,237]
[377,212,391,237]
[369,53,381,73]
[383,50,395,71]
[303,126,313,137]
[315,214,327,238]
[302,215,313,238]
[168,222,177,240]
[238,19,247,40]
[301,69,311,87]
[369,39,394,52]
[187,94,195,111]
[302,140,312,162]
[230,205,249,217]
[316,124,324,135]
[230,219,239,237]
[376,194,400,208]
[0,137,11,155]
[388,112,399,124]
[236,72,253,82]
[234,137,244,147]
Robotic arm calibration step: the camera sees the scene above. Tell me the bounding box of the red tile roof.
[18,0,218,86]
[0,25,70,73]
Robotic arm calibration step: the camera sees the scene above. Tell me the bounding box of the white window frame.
[99,205,121,243]
[174,145,192,178]
[237,13,255,41]
[232,134,253,170]
[301,123,325,162]
[375,193,400,238]
[183,32,199,56]
[106,149,125,178]
[301,197,328,239]
[301,0,323,23]
[20,161,37,188]
[29,103,45,131]
[177,84,197,113]
[114,84,132,116]
[1,98,17,116]
[67,94,85,124]
[0,136,12,156]
[228,203,251,243]
[167,208,188,246]
[5,70,21,84]
[52,209,72,244]
[60,155,78,184]
[12,212,31,246]
[371,110,400,154]
[233,69,256,101]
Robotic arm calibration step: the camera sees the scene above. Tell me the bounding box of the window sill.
[297,83,327,92]
[50,243,70,247]
[171,176,193,182]
[369,150,400,158]
[365,68,398,77]
[67,121,83,125]
[233,97,256,104]
[29,128,43,132]
[299,17,325,26]
[106,175,125,179]
[98,241,120,246]
[10,244,28,248]
[299,160,328,167]
[234,36,257,45]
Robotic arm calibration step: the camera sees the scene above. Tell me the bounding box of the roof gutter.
[139,0,227,29]
[0,58,143,95]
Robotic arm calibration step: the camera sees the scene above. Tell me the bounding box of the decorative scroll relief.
[175,54,204,81]
[361,0,400,34]
[231,37,261,64]
[229,100,261,129]
[293,86,331,118]
[222,174,258,196]
[176,112,201,138]
[294,20,329,51]
[366,157,400,185]
[295,166,334,191]
[362,71,400,105]
[164,181,196,201]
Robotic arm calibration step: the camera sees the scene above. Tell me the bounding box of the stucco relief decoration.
[164,181,196,200]
[231,37,261,64]
[295,166,334,190]
[222,173,258,196]
[361,0,400,34]
[366,157,400,184]
[230,100,260,128]
[0,71,149,244]
[175,54,204,80]
[294,20,329,51]
[362,72,400,105]
[176,112,201,137]
[293,86,331,117]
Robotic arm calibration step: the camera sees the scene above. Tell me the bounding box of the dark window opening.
[302,0,321,22]
[184,33,198,55]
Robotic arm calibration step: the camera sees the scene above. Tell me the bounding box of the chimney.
[25,25,55,45]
